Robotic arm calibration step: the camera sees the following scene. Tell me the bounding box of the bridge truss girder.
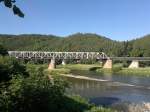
[8,51,109,60]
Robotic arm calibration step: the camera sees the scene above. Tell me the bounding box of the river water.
[65,70,150,107]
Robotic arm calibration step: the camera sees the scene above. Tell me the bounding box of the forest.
[0,33,150,57]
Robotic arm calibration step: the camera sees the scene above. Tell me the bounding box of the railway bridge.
[8,51,150,70]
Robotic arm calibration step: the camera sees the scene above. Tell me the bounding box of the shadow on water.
[90,97,121,106]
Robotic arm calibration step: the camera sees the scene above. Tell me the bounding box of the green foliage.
[112,64,123,72]
[0,56,28,83]
[0,34,122,56]
[0,44,8,56]
[80,59,98,64]
[0,68,68,112]
[0,33,150,57]
[62,64,101,71]
[130,35,150,57]
[0,57,117,112]
[0,66,116,112]
[47,68,71,75]
[116,68,150,77]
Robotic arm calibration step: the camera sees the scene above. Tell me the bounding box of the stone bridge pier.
[103,59,112,69]
[128,60,139,68]
[48,59,56,70]
[62,59,66,65]
[48,59,67,70]
[47,59,140,70]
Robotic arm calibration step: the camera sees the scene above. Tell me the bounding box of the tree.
[0,68,69,112]
[0,56,28,83]
[0,44,8,56]
[0,0,24,17]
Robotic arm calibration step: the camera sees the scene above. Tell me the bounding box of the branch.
[0,0,24,18]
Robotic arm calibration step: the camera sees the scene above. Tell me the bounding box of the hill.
[0,33,150,57]
[130,34,150,56]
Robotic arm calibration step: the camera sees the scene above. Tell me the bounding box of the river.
[65,70,150,108]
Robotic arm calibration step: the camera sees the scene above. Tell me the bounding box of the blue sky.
[0,0,150,41]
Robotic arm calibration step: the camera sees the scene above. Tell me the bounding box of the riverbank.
[60,74,150,89]
[58,64,101,71]
[96,67,150,77]
[115,68,150,77]
[57,64,150,77]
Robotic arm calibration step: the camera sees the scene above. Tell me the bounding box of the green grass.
[68,95,118,112]
[58,64,102,71]
[58,64,150,77]
[96,67,150,77]
[117,67,150,77]
[45,68,71,75]
[26,63,150,77]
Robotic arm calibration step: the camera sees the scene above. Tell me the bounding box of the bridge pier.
[62,59,66,65]
[48,59,56,70]
[103,59,112,69]
[128,60,139,68]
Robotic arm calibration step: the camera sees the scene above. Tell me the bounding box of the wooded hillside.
[0,33,150,57]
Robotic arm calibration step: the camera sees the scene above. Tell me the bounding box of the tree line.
[0,33,150,57]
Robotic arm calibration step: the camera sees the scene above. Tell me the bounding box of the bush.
[0,68,69,112]
[0,45,8,56]
[112,64,122,73]
[0,56,28,83]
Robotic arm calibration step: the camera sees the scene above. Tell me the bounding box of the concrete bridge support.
[128,60,139,68]
[103,59,112,69]
[62,59,66,65]
[48,59,56,70]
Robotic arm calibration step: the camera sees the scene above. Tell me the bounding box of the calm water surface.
[66,70,150,106]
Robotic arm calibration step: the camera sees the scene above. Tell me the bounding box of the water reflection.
[71,70,150,87]
[66,76,150,105]
[90,97,121,106]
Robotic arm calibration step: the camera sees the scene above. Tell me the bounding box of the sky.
[0,0,150,41]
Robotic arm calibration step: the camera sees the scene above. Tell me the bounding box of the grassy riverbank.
[115,68,150,77]
[61,95,118,112]
[57,64,150,77]
[58,64,101,71]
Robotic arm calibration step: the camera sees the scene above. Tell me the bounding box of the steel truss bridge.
[8,51,109,60]
[8,51,150,61]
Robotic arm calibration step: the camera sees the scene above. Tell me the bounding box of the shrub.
[112,64,123,73]
[0,56,28,83]
[0,45,8,56]
[0,68,68,112]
